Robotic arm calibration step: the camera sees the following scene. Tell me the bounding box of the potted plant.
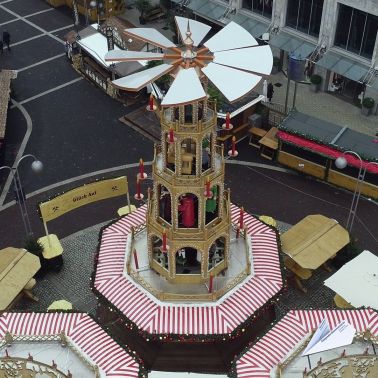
[310,74,322,92]
[135,0,151,25]
[361,97,375,116]
[271,56,280,74]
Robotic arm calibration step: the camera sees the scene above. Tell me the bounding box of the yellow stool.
[259,215,277,227]
[334,294,354,309]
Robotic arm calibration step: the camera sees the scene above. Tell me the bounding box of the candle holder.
[167,134,177,144]
[134,192,144,200]
[222,122,233,130]
[146,104,157,112]
[146,95,157,112]
[228,149,238,157]
[137,172,148,180]
[204,189,213,198]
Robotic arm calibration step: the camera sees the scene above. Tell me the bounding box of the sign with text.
[39,176,128,222]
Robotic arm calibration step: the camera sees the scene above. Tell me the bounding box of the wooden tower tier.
[146,99,232,283]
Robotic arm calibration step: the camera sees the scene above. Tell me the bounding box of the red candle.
[231,136,236,155]
[206,178,211,197]
[149,94,154,110]
[133,249,139,269]
[136,178,141,198]
[209,273,214,293]
[169,128,174,143]
[162,228,167,252]
[139,158,144,177]
[239,207,244,229]
[225,112,230,129]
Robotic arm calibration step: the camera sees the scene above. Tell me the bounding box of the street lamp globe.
[89,0,97,6]
[335,156,348,169]
[31,160,43,173]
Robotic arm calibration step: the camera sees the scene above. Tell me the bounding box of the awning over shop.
[317,50,369,82]
[281,215,350,270]
[189,0,227,24]
[270,31,316,58]
[239,16,268,38]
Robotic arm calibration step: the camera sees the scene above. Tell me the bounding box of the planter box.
[361,106,371,116]
[309,83,319,93]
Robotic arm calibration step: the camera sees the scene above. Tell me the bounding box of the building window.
[286,0,324,37]
[242,0,273,19]
[334,4,378,59]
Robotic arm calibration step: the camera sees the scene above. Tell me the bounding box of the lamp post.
[89,0,100,25]
[335,150,378,233]
[0,154,43,238]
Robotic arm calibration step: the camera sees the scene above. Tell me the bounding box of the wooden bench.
[284,256,312,293]
[145,7,166,22]
[259,126,278,160]
[249,127,267,148]
[232,122,249,139]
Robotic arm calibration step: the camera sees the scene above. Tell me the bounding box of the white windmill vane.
[105,16,273,107]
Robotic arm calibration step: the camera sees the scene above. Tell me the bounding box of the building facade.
[171,0,378,112]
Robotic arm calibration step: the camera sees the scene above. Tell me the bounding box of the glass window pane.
[309,0,324,37]
[287,0,300,29]
[263,0,273,18]
[297,0,312,34]
[334,4,352,50]
[360,14,378,58]
[347,9,366,54]
[252,0,264,15]
[242,0,252,11]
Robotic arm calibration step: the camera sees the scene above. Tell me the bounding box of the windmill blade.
[161,68,206,107]
[123,28,176,49]
[112,64,174,91]
[202,63,261,103]
[105,50,164,62]
[204,21,258,52]
[213,45,273,75]
[175,16,211,46]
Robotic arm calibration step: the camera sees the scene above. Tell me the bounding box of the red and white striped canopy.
[94,204,282,335]
[236,308,378,377]
[0,312,141,377]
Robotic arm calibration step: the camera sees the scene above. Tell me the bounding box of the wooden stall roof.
[278,110,378,162]
[0,70,14,140]
[0,247,41,310]
[281,214,350,270]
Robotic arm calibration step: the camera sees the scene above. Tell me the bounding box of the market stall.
[0,312,143,377]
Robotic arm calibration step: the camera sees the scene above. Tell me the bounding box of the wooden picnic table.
[281,214,349,293]
[0,247,41,310]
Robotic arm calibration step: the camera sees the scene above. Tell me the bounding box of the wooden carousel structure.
[104,17,273,296]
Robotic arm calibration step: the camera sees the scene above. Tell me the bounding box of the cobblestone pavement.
[256,71,378,137]
[14,214,337,322]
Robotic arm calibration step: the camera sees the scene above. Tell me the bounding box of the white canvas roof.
[78,24,144,74]
[324,250,378,309]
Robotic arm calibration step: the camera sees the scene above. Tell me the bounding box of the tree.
[135,0,151,23]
